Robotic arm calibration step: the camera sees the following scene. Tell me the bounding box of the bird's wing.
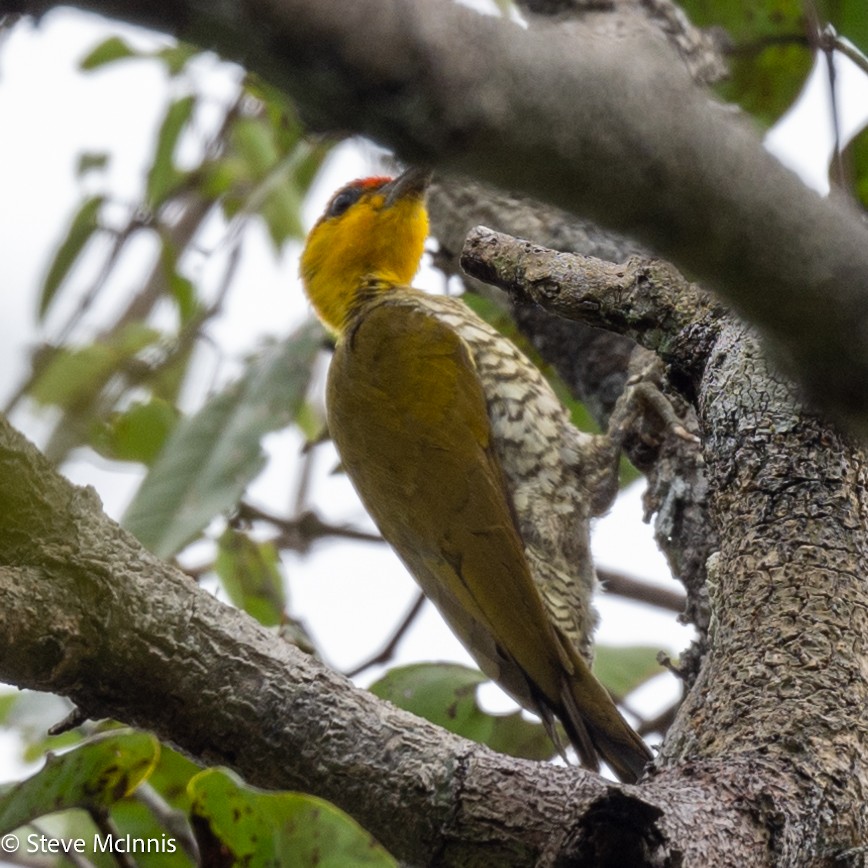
[328,298,650,779]
[330,304,585,707]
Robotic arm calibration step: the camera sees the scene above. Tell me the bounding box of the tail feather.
[537,700,600,772]
[559,664,652,783]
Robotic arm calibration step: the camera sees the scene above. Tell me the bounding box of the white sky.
[1,6,866,782]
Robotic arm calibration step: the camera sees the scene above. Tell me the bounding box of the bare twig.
[237,502,383,551]
[816,23,845,190]
[597,567,686,613]
[133,784,200,862]
[292,434,321,516]
[636,699,680,739]
[345,592,427,679]
[87,809,135,868]
[47,706,88,737]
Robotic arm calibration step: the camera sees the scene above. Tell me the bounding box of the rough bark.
[0,409,766,866]
[0,415,626,865]
[459,230,868,863]
[7,0,868,434]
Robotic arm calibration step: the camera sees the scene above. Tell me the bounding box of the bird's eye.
[327,187,363,219]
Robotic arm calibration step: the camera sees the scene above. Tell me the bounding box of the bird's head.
[300,166,432,333]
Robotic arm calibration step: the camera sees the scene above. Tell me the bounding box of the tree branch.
[659,319,868,860]
[344,591,427,679]
[0,412,770,864]
[3,1,868,862]
[597,568,685,614]
[236,502,383,550]
[0,414,631,864]
[9,0,868,432]
[460,225,725,375]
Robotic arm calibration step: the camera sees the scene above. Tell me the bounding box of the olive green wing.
[328,300,559,676]
[328,298,649,780]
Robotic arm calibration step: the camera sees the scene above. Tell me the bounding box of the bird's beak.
[383,166,433,207]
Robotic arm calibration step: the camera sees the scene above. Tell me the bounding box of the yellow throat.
[300,168,431,333]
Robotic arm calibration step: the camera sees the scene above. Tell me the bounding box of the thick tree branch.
[0,412,800,865]
[665,320,868,860]
[460,225,726,384]
[14,407,852,864]
[0,414,655,864]
[10,0,868,433]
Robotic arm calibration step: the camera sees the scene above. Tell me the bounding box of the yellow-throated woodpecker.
[300,167,652,782]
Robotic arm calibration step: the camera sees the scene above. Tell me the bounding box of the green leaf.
[293,400,325,443]
[39,196,104,319]
[147,94,197,208]
[149,340,195,407]
[100,745,200,868]
[76,151,110,176]
[93,398,179,465]
[261,178,304,248]
[0,731,159,834]
[841,124,868,208]
[168,270,198,323]
[141,744,201,811]
[292,143,329,196]
[28,324,161,411]
[158,234,200,324]
[29,344,113,409]
[237,142,321,252]
[370,663,557,761]
[200,115,326,242]
[199,156,248,203]
[679,0,811,126]
[231,117,280,177]
[0,692,19,726]
[122,320,323,558]
[227,117,310,247]
[593,644,667,700]
[189,769,396,867]
[79,35,138,70]
[242,75,305,154]
[154,42,200,76]
[215,528,286,626]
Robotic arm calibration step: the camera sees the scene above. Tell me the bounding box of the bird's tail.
[556,644,653,783]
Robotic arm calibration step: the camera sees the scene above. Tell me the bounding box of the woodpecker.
[300,166,652,782]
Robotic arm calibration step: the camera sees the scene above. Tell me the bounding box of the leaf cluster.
[0,726,395,867]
